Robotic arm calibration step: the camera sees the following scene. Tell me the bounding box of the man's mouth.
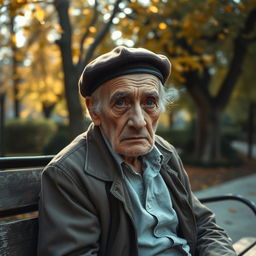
[121,136,147,142]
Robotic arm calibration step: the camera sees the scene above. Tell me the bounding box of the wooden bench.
[0,156,255,256]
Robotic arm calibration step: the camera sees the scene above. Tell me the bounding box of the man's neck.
[122,156,143,174]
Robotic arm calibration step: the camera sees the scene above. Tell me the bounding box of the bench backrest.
[0,168,43,256]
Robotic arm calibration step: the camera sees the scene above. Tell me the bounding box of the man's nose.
[128,105,146,129]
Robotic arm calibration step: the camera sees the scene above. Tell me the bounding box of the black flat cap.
[78,46,171,97]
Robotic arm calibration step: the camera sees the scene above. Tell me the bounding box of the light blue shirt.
[100,129,191,256]
[122,147,191,256]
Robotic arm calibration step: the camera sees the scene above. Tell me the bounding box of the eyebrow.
[110,92,131,103]
[144,91,159,100]
[110,91,159,103]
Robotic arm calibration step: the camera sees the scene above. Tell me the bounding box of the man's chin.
[118,145,153,158]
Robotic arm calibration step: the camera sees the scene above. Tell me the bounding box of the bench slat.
[0,218,38,256]
[233,237,256,256]
[0,169,42,213]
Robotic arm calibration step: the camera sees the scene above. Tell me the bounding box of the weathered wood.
[0,169,42,214]
[233,237,256,256]
[0,217,38,256]
[0,155,53,169]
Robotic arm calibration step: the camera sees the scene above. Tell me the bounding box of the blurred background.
[0,0,255,184]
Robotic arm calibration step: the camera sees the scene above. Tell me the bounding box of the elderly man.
[38,46,236,256]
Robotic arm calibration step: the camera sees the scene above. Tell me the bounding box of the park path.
[231,141,256,159]
[195,173,256,243]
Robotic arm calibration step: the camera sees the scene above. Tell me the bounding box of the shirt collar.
[143,145,163,170]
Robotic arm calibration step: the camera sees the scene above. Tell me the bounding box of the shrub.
[156,126,244,167]
[43,123,69,155]
[43,119,92,155]
[5,118,57,154]
[156,127,194,151]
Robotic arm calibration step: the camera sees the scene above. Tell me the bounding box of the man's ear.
[85,97,101,126]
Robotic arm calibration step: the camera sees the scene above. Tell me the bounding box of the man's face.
[88,73,161,160]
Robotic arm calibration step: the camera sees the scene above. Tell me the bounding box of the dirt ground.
[185,158,256,192]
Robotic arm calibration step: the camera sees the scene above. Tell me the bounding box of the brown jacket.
[37,124,236,256]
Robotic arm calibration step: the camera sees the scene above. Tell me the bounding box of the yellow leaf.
[238,3,245,9]
[21,109,30,118]
[35,6,45,23]
[209,17,218,26]
[159,112,170,128]
[228,208,238,213]
[23,26,30,32]
[133,26,140,33]
[42,93,57,104]
[218,33,225,40]
[148,5,158,13]
[192,45,203,53]
[182,21,191,30]
[173,62,184,72]
[202,54,213,64]
[85,37,94,45]
[17,0,27,3]
[159,23,167,30]
[83,8,90,15]
[223,5,233,12]
[15,52,24,62]
[89,26,96,33]
[11,34,16,44]
[197,14,207,23]
[223,28,229,34]
[17,11,25,16]
[55,24,64,34]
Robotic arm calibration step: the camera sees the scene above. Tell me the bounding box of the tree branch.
[185,70,213,111]
[78,0,99,64]
[216,8,256,110]
[25,12,55,49]
[54,0,73,66]
[78,0,122,72]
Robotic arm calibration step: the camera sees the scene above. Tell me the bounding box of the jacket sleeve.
[173,150,237,256]
[37,165,100,256]
[192,195,237,256]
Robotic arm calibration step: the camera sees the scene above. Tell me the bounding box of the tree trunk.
[64,71,85,139]
[196,107,221,163]
[11,15,20,118]
[54,0,84,139]
[0,92,6,156]
[185,70,222,164]
[247,102,255,159]
[42,102,56,118]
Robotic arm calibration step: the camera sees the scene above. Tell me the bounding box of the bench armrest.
[199,194,256,215]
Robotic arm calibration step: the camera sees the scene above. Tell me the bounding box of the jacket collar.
[84,124,120,181]
[84,124,175,181]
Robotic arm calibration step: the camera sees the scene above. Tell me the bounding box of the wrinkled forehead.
[96,73,160,98]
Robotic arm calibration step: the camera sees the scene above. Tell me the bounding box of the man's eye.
[145,98,156,107]
[115,99,125,107]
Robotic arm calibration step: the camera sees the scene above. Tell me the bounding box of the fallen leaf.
[228,208,237,213]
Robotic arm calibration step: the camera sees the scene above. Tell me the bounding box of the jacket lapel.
[83,124,133,214]
[84,124,119,182]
